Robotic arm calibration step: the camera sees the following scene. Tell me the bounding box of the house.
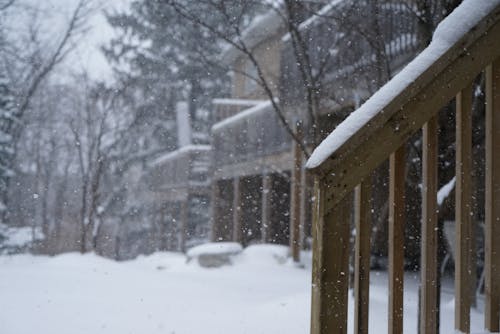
[306,1,500,333]
[210,1,423,262]
[210,9,298,249]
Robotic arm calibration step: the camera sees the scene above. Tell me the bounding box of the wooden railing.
[308,3,500,334]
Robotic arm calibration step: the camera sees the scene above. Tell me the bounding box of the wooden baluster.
[389,147,405,334]
[455,84,473,333]
[354,180,372,334]
[311,180,351,334]
[421,116,439,334]
[485,60,500,332]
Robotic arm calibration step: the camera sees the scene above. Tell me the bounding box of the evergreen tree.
[103,1,230,150]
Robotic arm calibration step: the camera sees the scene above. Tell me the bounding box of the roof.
[307,0,500,170]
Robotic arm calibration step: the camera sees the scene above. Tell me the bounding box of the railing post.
[485,59,500,332]
[421,115,439,334]
[354,179,372,334]
[389,147,405,334]
[311,179,351,334]
[455,84,474,333]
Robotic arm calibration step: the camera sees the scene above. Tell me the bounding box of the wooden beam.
[261,173,271,243]
[455,84,473,333]
[313,7,500,213]
[290,122,304,262]
[354,179,371,334]
[485,59,500,332]
[311,179,351,334]
[421,116,439,334]
[232,177,243,243]
[389,147,405,334]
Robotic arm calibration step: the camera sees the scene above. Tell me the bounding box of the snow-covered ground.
[0,245,486,334]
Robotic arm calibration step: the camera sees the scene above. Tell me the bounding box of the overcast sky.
[19,0,133,82]
[60,0,132,82]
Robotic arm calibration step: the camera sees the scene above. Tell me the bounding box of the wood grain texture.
[455,84,473,333]
[389,147,405,334]
[485,59,500,332]
[421,116,439,334]
[311,180,351,334]
[354,180,371,334]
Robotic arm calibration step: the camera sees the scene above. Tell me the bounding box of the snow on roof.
[306,0,500,169]
[221,9,284,65]
[211,100,274,132]
[212,98,266,107]
[282,0,344,42]
[150,145,211,167]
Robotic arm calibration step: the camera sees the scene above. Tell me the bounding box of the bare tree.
[0,0,95,222]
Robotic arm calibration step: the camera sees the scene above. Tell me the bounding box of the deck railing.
[308,3,500,334]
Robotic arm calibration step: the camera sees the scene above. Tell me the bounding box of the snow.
[437,176,456,206]
[307,0,500,169]
[186,242,242,258]
[0,247,488,334]
[150,145,211,167]
[212,100,274,132]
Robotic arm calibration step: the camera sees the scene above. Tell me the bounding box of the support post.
[310,179,351,334]
[211,180,221,241]
[389,146,405,334]
[421,116,439,334]
[261,173,272,243]
[455,84,473,333]
[290,122,303,262]
[179,200,188,253]
[232,177,243,243]
[485,59,500,332]
[354,179,372,334]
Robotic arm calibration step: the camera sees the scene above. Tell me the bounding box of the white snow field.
[0,245,486,334]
